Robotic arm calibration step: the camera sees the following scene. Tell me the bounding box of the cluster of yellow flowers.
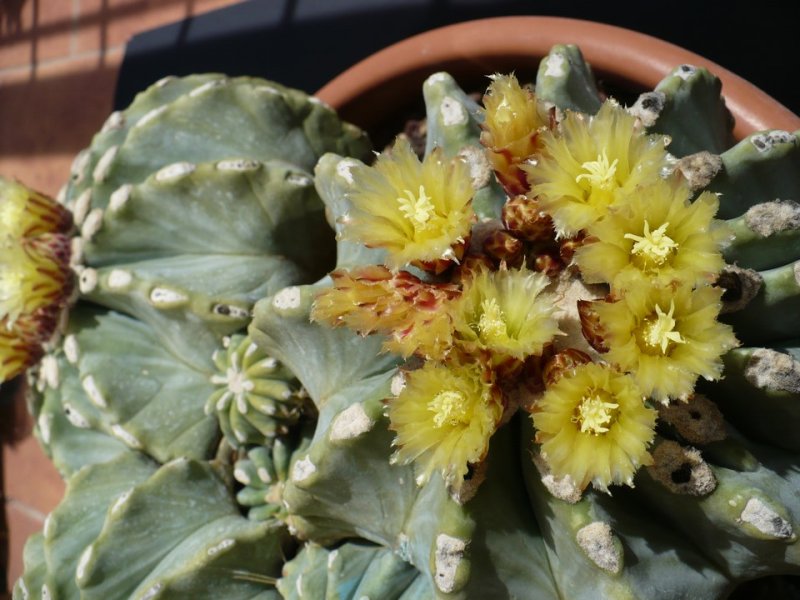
[0,178,73,381]
[313,74,737,496]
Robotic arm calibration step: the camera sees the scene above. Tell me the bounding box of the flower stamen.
[575,152,619,191]
[477,297,509,344]
[428,390,470,428]
[572,391,619,435]
[624,220,678,266]
[398,185,436,231]
[639,301,686,355]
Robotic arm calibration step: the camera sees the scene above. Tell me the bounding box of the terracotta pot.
[316,16,800,141]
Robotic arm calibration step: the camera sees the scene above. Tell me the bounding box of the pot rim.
[316,16,800,140]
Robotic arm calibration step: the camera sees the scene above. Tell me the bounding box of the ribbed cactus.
[7,43,800,600]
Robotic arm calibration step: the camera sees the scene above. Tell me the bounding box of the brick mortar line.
[0,44,125,77]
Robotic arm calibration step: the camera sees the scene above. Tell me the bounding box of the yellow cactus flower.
[589,285,738,403]
[450,264,561,364]
[1,329,41,381]
[344,137,475,269]
[533,362,657,491]
[525,100,669,236]
[480,73,550,195]
[1,177,72,239]
[388,358,503,490]
[575,179,727,298]
[311,266,459,360]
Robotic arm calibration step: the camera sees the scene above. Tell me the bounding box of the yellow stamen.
[477,297,508,344]
[572,391,619,435]
[398,185,436,230]
[624,220,678,266]
[575,152,619,191]
[640,301,686,355]
[428,390,470,428]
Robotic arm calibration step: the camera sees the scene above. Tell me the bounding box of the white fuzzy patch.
[82,375,107,408]
[234,467,251,485]
[111,424,142,449]
[101,111,125,133]
[156,161,196,182]
[426,72,450,84]
[136,105,168,128]
[149,287,189,307]
[189,79,227,97]
[744,348,800,394]
[42,584,51,600]
[70,236,85,267]
[63,403,90,429]
[43,513,54,538]
[110,490,132,515]
[327,549,339,568]
[80,208,104,240]
[336,159,360,184]
[545,52,566,77]
[576,522,622,573]
[70,149,90,183]
[216,158,261,172]
[56,184,68,205]
[390,372,406,396]
[154,75,175,88]
[207,538,235,556]
[292,456,317,483]
[441,96,468,126]
[533,454,582,503]
[76,545,94,582]
[108,184,133,213]
[286,173,313,187]
[329,403,374,441]
[141,583,163,600]
[257,467,272,483]
[72,189,93,225]
[740,498,795,540]
[93,145,119,183]
[434,533,467,593]
[750,130,795,153]
[272,286,302,310]
[41,355,59,389]
[675,64,697,80]
[107,269,133,290]
[63,334,80,364]
[256,85,280,95]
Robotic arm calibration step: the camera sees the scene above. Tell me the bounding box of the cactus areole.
[5,19,800,600]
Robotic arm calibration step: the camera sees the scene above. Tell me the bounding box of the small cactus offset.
[4,41,800,599]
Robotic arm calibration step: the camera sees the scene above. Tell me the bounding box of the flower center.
[477,297,509,344]
[624,220,678,267]
[573,390,619,435]
[0,200,23,234]
[0,266,26,322]
[428,390,470,428]
[397,185,436,230]
[575,151,619,191]
[638,301,686,355]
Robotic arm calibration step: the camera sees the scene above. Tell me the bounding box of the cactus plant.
[4,39,800,600]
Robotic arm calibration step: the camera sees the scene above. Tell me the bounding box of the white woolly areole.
[93,145,119,183]
[70,149,90,183]
[744,348,800,394]
[64,403,90,429]
[327,549,339,568]
[141,583,163,600]
[292,456,317,483]
[156,162,196,182]
[426,72,450,84]
[272,286,302,310]
[63,334,80,364]
[336,159,360,184]
[81,375,107,408]
[576,522,622,573]
[108,184,133,212]
[107,269,133,290]
[110,490,132,515]
[56,184,68,205]
[136,104,168,128]
[76,545,94,582]
[16,578,28,599]
[42,584,52,600]
[390,372,406,396]
[41,354,59,389]
[457,145,492,189]
[216,158,261,172]
[257,467,272,483]
[111,424,142,449]
[545,52,566,77]
[745,200,800,237]
[740,498,795,540]
[70,237,85,267]
[532,453,582,503]
[441,95,468,126]
[78,268,98,294]
[434,533,467,593]
[101,110,125,133]
[329,403,375,441]
[73,189,92,225]
[189,78,227,97]
[149,287,189,306]
[286,173,313,187]
[675,64,697,80]
[80,208,104,240]
[154,75,175,88]
[233,467,251,485]
[38,413,52,444]
[750,130,795,153]
[207,538,235,556]
[43,513,54,538]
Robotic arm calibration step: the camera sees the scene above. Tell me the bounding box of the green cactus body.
[12,44,800,600]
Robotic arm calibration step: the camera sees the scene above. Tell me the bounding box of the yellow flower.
[589,285,738,403]
[575,179,727,299]
[450,264,561,364]
[480,73,550,195]
[388,358,503,490]
[344,137,475,269]
[311,266,458,360]
[525,100,669,236]
[533,362,656,491]
[1,329,40,381]
[1,177,72,239]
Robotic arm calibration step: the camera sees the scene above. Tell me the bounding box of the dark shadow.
[0,0,27,34]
